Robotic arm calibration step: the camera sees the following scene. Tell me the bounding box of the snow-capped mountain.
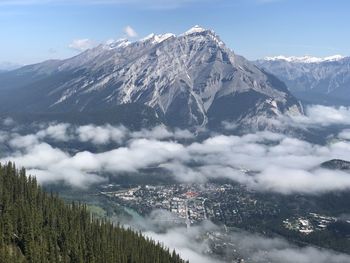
[263,55,344,64]
[0,26,302,128]
[256,55,350,106]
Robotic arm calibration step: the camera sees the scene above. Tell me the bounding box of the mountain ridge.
[0,26,303,129]
[255,55,350,106]
[262,55,345,64]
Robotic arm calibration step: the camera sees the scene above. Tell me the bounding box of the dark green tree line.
[0,162,187,263]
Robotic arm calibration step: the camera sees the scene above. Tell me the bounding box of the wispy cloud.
[68,38,95,51]
[123,25,138,38]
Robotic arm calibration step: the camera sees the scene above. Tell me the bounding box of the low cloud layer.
[122,209,350,263]
[227,228,350,263]
[121,210,222,263]
[274,105,350,129]
[292,105,350,127]
[221,105,350,132]
[1,119,350,193]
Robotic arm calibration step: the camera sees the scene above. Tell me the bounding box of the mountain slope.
[0,162,186,263]
[321,159,350,171]
[255,55,350,106]
[0,26,302,128]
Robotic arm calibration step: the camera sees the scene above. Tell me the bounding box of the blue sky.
[0,0,349,65]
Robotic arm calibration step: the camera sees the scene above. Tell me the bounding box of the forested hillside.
[0,162,186,263]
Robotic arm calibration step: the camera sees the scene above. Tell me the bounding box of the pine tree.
[0,163,186,263]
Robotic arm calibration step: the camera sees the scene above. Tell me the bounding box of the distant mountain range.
[0,26,302,129]
[255,55,350,106]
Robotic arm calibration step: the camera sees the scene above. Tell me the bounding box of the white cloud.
[224,105,350,132]
[131,126,194,140]
[36,123,71,141]
[2,117,15,126]
[123,25,138,38]
[68,38,95,51]
[0,128,187,187]
[292,105,350,127]
[2,123,350,193]
[145,224,222,263]
[227,227,350,263]
[9,134,39,148]
[77,124,127,144]
[338,129,350,140]
[123,210,223,263]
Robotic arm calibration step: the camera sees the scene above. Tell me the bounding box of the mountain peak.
[140,33,175,44]
[97,26,219,53]
[0,27,303,129]
[103,39,130,50]
[180,26,224,48]
[140,26,212,41]
[184,25,208,35]
[140,33,156,42]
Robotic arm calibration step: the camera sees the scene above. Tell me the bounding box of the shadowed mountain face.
[321,159,350,171]
[255,56,350,106]
[0,26,302,128]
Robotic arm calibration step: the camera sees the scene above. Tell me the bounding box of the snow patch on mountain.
[103,39,131,50]
[140,33,175,44]
[183,25,207,35]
